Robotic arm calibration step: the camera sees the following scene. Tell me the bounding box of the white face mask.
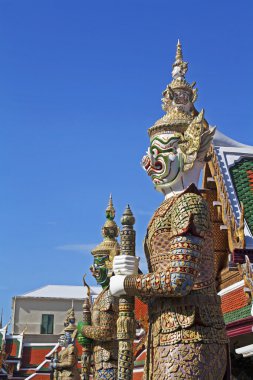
[142,133,183,192]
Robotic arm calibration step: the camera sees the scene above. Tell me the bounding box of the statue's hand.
[113,255,139,275]
[110,256,139,297]
[77,333,92,346]
[77,321,92,346]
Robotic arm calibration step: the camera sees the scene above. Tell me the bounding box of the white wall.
[12,297,84,341]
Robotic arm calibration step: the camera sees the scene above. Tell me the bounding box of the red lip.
[143,156,163,175]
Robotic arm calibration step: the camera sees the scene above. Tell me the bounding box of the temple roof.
[213,130,252,148]
[19,285,101,299]
[210,129,253,248]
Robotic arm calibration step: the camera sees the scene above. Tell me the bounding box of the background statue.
[51,308,80,380]
[110,41,229,380]
[77,196,119,380]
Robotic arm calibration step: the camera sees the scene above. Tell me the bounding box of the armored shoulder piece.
[171,192,211,238]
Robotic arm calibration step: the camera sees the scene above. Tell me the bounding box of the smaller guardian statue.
[77,196,119,380]
[51,308,80,380]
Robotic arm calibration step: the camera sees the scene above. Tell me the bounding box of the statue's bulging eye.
[151,148,158,158]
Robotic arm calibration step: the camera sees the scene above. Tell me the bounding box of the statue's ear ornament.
[178,110,215,171]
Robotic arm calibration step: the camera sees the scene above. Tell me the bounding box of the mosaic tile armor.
[82,287,118,379]
[124,186,229,379]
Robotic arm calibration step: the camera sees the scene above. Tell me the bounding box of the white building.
[12,285,101,343]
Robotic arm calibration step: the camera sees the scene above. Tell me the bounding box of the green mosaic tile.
[230,158,253,235]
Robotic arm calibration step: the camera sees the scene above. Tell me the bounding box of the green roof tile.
[230,158,253,235]
[223,305,252,324]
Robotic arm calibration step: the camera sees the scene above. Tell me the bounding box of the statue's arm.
[124,194,210,298]
[124,234,202,297]
[81,311,116,341]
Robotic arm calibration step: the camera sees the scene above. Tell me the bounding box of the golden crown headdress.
[61,307,77,337]
[148,40,207,139]
[91,195,120,272]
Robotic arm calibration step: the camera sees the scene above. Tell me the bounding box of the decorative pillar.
[117,205,136,380]
[81,276,92,380]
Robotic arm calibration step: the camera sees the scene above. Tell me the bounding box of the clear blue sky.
[1,0,253,326]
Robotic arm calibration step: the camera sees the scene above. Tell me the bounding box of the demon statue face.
[142,133,182,190]
[142,110,215,195]
[90,256,110,288]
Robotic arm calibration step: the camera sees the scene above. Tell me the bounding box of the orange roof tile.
[221,286,249,314]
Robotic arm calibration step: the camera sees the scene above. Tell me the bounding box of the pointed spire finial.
[175,39,183,63]
[171,39,188,80]
[106,194,115,221]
